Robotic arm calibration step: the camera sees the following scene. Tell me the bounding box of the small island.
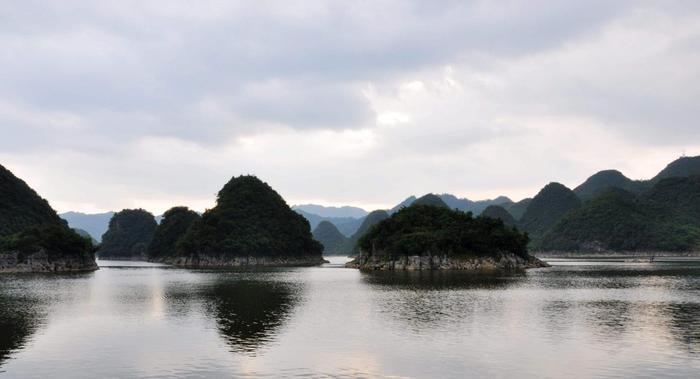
[98,209,157,260]
[0,164,97,273]
[347,204,547,271]
[163,175,326,267]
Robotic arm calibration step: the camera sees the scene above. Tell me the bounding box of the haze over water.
[0,257,699,378]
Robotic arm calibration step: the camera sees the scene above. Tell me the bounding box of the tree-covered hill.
[650,156,700,183]
[176,176,323,261]
[503,198,531,220]
[358,205,530,260]
[1,164,96,271]
[541,177,700,252]
[147,207,200,260]
[412,193,449,208]
[481,205,516,227]
[574,170,645,200]
[98,209,157,259]
[519,182,581,248]
[1,164,66,236]
[312,221,348,256]
[342,209,389,255]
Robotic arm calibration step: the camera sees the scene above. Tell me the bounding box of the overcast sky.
[2,1,700,214]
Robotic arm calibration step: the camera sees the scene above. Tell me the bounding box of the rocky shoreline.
[346,252,548,271]
[0,249,98,273]
[153,254,328,268]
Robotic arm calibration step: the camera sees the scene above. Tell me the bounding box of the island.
[164,175,325,267]
[98,209,157,260]
[0,164,97,273]
[346,204,547,271]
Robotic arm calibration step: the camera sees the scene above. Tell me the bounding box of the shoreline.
[535,251,700,259]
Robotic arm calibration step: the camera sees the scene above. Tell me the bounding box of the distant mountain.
[574,170,645,200]
[481,205,516,227]
[292,204,368,218]
[59,211,115,242]
[312,221,349,256]
[503,198,531,220]
[72,228,98,244]
[519,182,581,248]
[343,209,390,255]
[412,193,449,208]
[650,156,700,183]
[293,209,363,237]
[390,193,512,215]
[542,176,700,252]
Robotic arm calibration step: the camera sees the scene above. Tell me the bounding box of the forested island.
[347,204,546,271]
[0,165,97,273]
[157,175,325,267]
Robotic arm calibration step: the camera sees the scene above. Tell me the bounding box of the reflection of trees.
[206,279,299,354]
[361,271,521,332]
[0,294,41,369]
[666,302,700,354]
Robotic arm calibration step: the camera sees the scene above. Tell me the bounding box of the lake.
[1,256,699,378]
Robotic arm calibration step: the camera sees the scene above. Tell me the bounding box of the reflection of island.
[0,294,42,368]
[206,279,299,354]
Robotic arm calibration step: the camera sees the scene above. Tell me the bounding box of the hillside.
[1,164,66,236]
[574,170,645,200]
[0,164,96,272]
[350,205,544,270]
[541,177,700,252]
[312,221,349,256]
[412,193,449,208]
[519,183,581,248]
[98,209,157,259]
[503,198,531,220]
[148,207,200,261]
[343,209,390,255]
[650,156,700,183]
[175,176,324,266]
[481,205,516,227]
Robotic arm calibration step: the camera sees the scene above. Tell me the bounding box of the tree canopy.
[147,206,200,260]
[99,209,157,258]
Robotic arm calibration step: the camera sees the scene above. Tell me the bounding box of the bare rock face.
[0,249,98,273]
[346,251,548,271]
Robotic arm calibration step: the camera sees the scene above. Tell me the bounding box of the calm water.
[1,257,699,378]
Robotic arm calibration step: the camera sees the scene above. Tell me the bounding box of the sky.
[2,0,700,214]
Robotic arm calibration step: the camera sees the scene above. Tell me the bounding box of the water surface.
[0,257,699,378]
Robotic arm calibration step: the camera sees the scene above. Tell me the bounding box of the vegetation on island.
[98,209,157,259]
[0,164,95,267]
[147,206,200,260]
[358,205,529,260]
[343,209,389,255]
[177,176,323,259]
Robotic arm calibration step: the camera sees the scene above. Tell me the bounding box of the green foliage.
[542,177,700,252]
[312,221,348,255]
[519,182,581,248]
[147,207,200,259]
[481,205,516,226]
[99,209,157,258]
[177,176,322,258]
[411,193,449,208]
[574,170,646,200]
[359,205,529,260]
[651,156,700,183]
[343,209,389,254]
[0,224,94,260]
[0,164,66,237]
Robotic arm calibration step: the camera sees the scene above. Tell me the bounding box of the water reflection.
[0,290,42,369]
[204,278,299,355]
[361,270,526,290]
[666,302,700,354]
